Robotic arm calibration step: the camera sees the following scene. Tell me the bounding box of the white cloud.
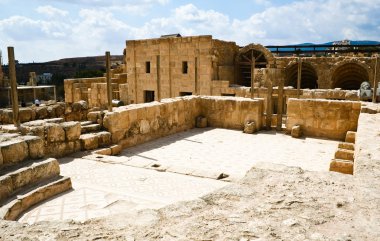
[36,5,68,17]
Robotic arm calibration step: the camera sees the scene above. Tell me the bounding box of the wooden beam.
[7,47,20,128]
[250,56,255,98]
[297,57,302,98]
[372,57,379,103]
[105,51,112,112]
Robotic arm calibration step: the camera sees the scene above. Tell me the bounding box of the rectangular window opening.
[182,61,188,74]
[144,90,155,103]
[180,92,192,96]
[145,61,151,73]
[221,93,236,97]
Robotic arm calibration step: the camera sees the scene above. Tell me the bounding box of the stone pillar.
[7,47,20,128]
[105,51,112,112]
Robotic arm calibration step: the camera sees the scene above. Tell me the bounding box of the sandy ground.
[18,128,338,224]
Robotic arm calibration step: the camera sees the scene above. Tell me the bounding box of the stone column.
[105,51,112,112]
[7,47,20,128]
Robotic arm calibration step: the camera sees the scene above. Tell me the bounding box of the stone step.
[79,131,111,151]
[0,176,72,220]
[345,131,356,143]
[334,148,354,161]
[329,159,354,175]
[81,124,101,134]
[338,142,355,151]
[0,158,60,204]
[80,121,94,126]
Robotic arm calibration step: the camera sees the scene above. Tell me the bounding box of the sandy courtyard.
[18,128,339,224]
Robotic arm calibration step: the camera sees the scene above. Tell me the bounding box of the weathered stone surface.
[35,107,48,119]
[243,121,256,134]
[80,133,99,150]
[335,148,354,161]
[45,124,65,143]
[338,142,355,151]
[97,131,111,147]
[19,108,34,123]
[20,136,45,159]
[330,159,354,174]
[0,140,29,165]
[345,131,356,143]
[286,99,360,140]
[291,125,302,138]
[196,116,208,128]
[110,144,122,155]
[61,122,81,141]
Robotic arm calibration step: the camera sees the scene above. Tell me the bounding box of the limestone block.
[97,131,111,147]
[35,107,48,119]
[345,131,356,143]
[55,103,66,117]
[110,144,122,155]
[334,149,354,161]
[61,121,81,141]
[196,116,207,128]
[19,108,34,123]
[243,121,256,134]
[329,159,353,175]
[338,142,355,151]
[45,124,66,143]
[21,136,45,159]
[0,140,29,165]
[0,175,12,203]
[1,110,13,124]
[93,148,112,155]
[87,111,102,123]
[79,133,99,150]
[140,120,150,134]
[291,125,302,138]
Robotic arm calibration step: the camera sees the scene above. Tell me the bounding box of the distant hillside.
[2,55,123,84]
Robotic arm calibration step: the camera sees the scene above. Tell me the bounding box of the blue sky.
[0,0,379,63]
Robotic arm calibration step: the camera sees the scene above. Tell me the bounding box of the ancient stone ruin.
[0,35,380,240]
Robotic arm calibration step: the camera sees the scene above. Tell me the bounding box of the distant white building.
[37,73,53,85]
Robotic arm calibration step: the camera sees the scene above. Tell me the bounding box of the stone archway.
[285,61,318,89]
[331,61,370,90]
[236,44,274,87]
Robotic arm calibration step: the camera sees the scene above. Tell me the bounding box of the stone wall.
[0,101,88,125]
[286,98,361,140]
[103,96,264,147]
[125,36,238,104]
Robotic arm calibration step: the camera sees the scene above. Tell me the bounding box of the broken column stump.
[291,125,302,138]
[243,121,256,134]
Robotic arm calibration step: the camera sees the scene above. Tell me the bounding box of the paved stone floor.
[18,128,339,224]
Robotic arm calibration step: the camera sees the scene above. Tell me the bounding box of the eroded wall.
[286,98,361,140]
[103,96,264,148]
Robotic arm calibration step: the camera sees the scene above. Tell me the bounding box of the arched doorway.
[285,62,318,89]
[331,63,369,90]
[237,44,273,87]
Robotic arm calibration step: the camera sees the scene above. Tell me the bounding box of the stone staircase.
[329,131,356,175]
[79,119,121,155]
[0,136,72,220]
